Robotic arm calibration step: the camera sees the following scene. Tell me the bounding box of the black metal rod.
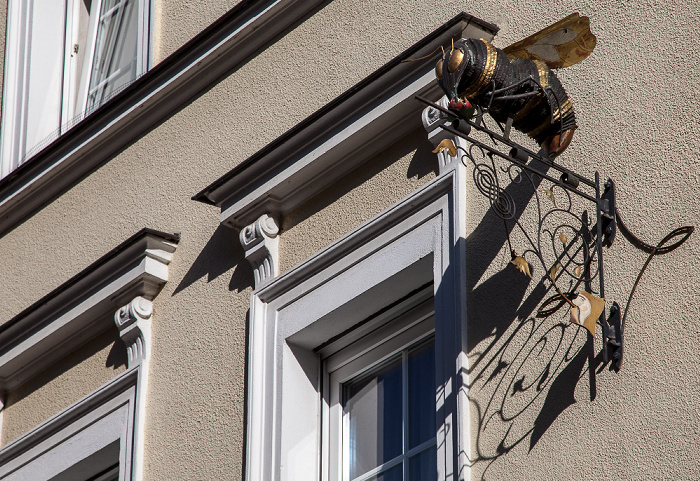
[487,75,537,96]
[416,95,597,190]
[489,91,541,102]
[594,172,608,364]
[441,124,598,204]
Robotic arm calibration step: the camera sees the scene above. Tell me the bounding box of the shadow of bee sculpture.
[436,13,596,158]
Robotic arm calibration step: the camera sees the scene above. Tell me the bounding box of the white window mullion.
[1,0,28,175]
[87,0,129,110]
[76,0,104,116]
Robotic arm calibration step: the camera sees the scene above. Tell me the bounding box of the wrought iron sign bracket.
[418,95,694,372]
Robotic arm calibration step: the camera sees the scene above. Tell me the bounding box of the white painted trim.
[0,230,177,392]
[0,368,140,481]
[245,167,471,481]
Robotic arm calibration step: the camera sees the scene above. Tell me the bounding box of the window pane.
[407,342,435,449]
[24,0,67,158]
[408,446,437,481]
[364,463,403,481]
[344,356,403,480]
[87,0,138,110]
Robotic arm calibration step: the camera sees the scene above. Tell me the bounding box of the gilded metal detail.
[448,48,464,73]
[461,40,497,99]
[503,12,597,69]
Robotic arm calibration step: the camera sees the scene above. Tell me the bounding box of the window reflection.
[343,339,436,481]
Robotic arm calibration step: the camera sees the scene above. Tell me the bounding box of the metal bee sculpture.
[435,13,596,158]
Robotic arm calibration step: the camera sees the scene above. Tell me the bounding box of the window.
[1,0,150,176]
[243,170,470,481]
[324,311,437,481]
[0,230,177,481]
[0,372,137,481]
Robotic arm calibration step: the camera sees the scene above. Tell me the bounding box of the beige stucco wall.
[281,127,438,270]
[152,0,242,63]
[1,327,126,445]
[0,1,697,481]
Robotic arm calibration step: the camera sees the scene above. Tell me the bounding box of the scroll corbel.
[240,214,280,288]
[114,296,153,369]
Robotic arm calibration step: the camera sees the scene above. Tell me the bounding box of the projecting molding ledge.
[0,229,179,393]
[192,13,497,230]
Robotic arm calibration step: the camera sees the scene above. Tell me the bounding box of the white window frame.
[245,166,471,481]
[0,0,151,176]
[0,230,177,481]
[0,369,139,481]
[323,304,436,481]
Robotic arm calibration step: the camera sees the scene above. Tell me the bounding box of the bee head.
[435,40,472,101]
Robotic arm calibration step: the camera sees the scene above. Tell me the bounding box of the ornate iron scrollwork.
[418,96,694,371]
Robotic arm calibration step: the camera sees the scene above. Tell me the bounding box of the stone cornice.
[0,0,328,238]
[192,13,498,229]
[0,229,178,393]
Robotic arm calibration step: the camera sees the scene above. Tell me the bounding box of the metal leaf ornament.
[570,291,605,337]
[511,252,532,279]
[432,138,457,157]
[549,263,561,282]
[540,188,556,206]
[560,232,567,245]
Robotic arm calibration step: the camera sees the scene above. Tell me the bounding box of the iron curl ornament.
[421,95,694,371]
[419,13,694,372]
[417,13,693,370]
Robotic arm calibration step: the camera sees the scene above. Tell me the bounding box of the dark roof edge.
[192,12,498,205]
[0,0,328,236]
[0,228,180,338]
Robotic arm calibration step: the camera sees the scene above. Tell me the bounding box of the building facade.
[0,1,698,480]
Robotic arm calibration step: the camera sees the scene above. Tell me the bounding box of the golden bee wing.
[503,12,596,69]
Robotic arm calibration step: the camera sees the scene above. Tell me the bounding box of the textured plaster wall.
[152,0,242,63]
[0,1,696,480]
[1,327,126,445]
[281,127,437,270]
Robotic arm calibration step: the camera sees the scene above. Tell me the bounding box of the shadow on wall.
[459,160,605,480]
[173,224,254,295]
[281,127,438,233]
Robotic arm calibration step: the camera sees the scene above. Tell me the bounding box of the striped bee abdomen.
[436,38,577,158]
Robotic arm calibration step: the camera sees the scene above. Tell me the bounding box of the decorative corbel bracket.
[114,296,153,369]
[422,96,466,174]
[240,214,280,288]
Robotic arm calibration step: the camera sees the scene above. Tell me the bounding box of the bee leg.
[541,128,575,159]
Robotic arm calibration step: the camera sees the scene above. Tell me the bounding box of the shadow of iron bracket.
[417,95,694,372]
